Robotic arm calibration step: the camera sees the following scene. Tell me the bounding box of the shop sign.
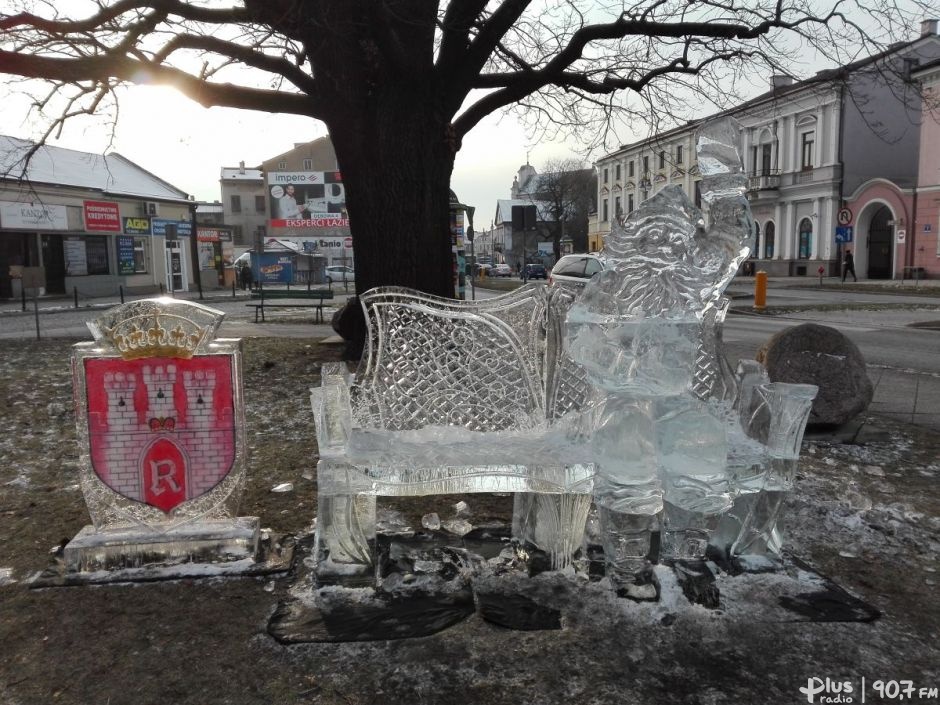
[197,228,222,242]
[0,200,67,230]
[84,200,122,232]
[151,218,193,237]
[123,217,152,235]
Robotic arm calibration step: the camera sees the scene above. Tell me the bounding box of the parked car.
[491,263,512,277]
[549,254,605,289]
[523,263,548,280]
[325,265,355,284]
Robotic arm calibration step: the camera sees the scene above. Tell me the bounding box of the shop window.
[133,237,149,273]
[86,236,109,275]
[764,222,775,258]
[798,218,812,259]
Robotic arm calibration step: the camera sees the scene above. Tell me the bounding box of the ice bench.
[309,285,597,585]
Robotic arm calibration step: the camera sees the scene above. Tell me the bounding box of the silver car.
[548,254,605,289]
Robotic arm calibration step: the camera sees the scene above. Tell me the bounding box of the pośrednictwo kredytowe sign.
[267,171,349,228]
[83,200,122,233]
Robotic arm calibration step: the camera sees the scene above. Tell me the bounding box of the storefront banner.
[269,217,350,228]
[83,200,122,232]
[197,228,223,242]
[151,218,193,237]
[123,217,152,235]
[267,170,345,224]
[116,236,136,275]
[0,200,67,230]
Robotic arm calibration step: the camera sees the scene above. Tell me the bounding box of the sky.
[0,81,584,231]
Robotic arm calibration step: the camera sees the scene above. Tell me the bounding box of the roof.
[220,166,263,181]
[602,32,940,159]
[0,135,190,202]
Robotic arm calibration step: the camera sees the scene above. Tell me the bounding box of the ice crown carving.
[87,298,226,360]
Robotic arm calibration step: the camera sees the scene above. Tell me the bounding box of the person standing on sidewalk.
[842,249,857,283]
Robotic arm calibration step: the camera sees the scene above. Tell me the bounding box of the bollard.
[754,271,767,311]
[232,280,237,298]
[119,285,125,304]
[74,287,79,309]
[21,286,26,312]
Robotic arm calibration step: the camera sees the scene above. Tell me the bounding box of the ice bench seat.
[309,285,596,585]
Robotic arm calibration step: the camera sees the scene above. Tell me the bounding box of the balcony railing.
[747,172,781,192]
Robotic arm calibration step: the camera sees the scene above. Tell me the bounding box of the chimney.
[772,74,794,90]
[238,160,245,174]
[922,19,938,37]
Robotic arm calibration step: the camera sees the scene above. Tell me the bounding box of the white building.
[594,22,940,279]
[0,136,197,298]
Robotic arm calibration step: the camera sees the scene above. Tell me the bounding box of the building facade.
[593,23,940,280]
[219,163,266,249]
[0,136,198,299]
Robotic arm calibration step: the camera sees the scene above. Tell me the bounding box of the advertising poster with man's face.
[267,171,349,228]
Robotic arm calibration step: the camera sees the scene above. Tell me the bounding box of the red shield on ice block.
[85,355,236,513]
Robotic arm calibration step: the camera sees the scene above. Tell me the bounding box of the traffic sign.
[344,237,353,248]
[837,208,853,225]
[835,226,853,243]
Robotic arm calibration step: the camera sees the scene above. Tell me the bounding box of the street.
[1,281,938,429]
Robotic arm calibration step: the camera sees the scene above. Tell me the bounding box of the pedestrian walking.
[842,249,857,283]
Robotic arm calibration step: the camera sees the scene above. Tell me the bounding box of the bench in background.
[248,288,334,323]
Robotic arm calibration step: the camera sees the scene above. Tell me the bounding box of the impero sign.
[267,170,347,228]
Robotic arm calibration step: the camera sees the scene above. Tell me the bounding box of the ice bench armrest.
[310,363,354,454]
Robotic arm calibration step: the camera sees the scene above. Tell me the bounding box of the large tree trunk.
[307,0,457,301]
[329,111,456,299]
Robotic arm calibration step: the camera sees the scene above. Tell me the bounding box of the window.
[303,158,313,170]
[230,195,242,213]
[761,144,773,175]
[584,258,603,276]
[133,237,149,273]
[277,161,287,170]
[658,151,665,169]
[628,161,634,177]
[615,164,621,181]
[643,156,649,174]
[752,222,760,259]
[255,195,266,213]
[694,181,702,209]
[798,218,813,259]
[602,199,609,221]
[676,145,683,164]
[764,222,775,258]
[801,132,815,170]
[85,236,109,275]
[628,194,634,213]
[615,196,621,217]
[603,168,609,183]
